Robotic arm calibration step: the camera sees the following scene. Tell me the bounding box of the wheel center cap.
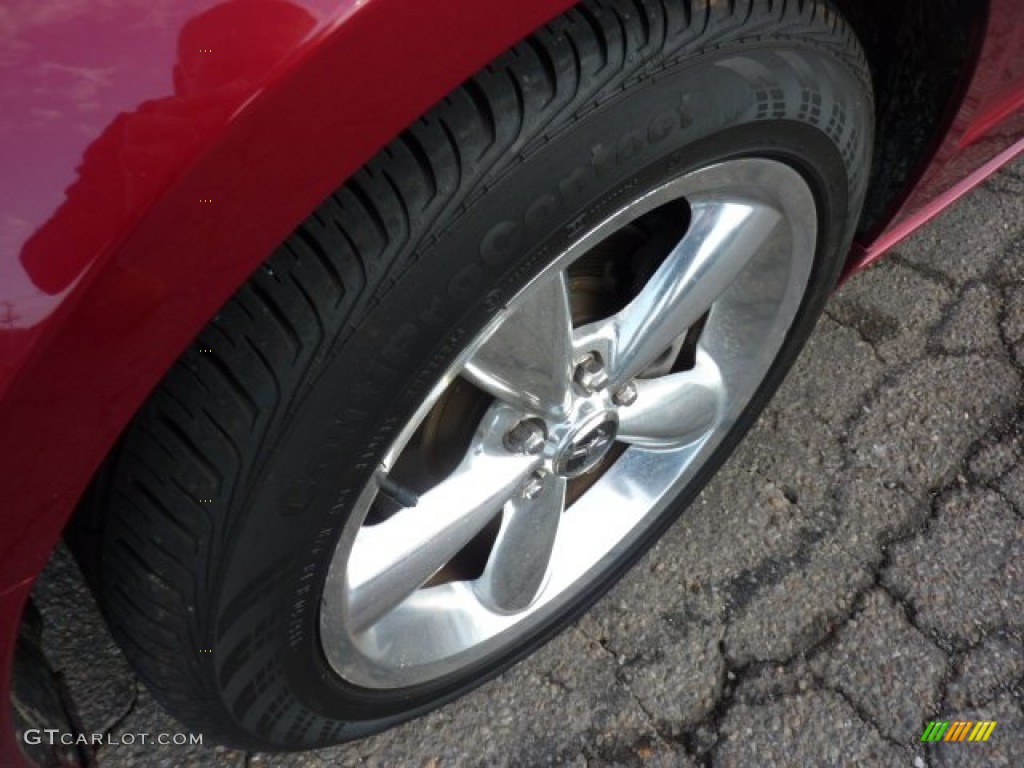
[552,409,619,479]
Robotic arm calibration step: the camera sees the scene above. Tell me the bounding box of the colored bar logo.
[920,721,997,742]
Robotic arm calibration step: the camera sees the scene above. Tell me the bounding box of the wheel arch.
[0,0,577,591]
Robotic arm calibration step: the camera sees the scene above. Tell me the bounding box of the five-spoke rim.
[320,158,818,688]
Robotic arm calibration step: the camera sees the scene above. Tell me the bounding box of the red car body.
[1,0,1022,763]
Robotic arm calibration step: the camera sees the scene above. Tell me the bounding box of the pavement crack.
[988,482,1024,520]
[574,623,679,752]
[994,282,1024,367]
[873,486,964,656]
[823,307,888,367]
[821,682,907,751]
[886,252,959,293]
[870,424,1024,654]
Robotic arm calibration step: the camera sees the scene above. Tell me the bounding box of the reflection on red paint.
[20,0,317,295]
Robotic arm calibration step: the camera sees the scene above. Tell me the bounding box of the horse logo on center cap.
[555,419,617,478]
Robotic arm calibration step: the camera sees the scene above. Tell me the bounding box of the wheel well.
[831,0,990,240]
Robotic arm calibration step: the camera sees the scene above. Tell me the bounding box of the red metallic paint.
[0,0,599,582]
[847,0,1024,272]
[0,0,1021,762]
[845,135,1024,277]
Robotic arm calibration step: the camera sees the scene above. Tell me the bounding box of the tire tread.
[74,0,873,748]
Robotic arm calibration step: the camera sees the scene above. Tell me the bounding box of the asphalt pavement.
[32,157,1024,767]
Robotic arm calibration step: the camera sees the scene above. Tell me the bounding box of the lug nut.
[504,418,547,455]
[574,353,609,393]
[612,381,638,407]
[521,471,547,500]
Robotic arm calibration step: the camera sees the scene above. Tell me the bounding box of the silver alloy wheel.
[320,158,817,688]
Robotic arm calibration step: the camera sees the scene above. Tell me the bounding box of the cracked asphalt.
[32,157,1024,767]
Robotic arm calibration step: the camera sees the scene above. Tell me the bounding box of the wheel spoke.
[576,199,782,389]
[463,272,574,419]
[617,351,724,448]
[347,409,540,632]
[474,475,566,613]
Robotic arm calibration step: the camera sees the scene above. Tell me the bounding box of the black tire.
[73,0,873,750]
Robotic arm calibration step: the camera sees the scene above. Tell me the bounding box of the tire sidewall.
[214,41,871,743]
